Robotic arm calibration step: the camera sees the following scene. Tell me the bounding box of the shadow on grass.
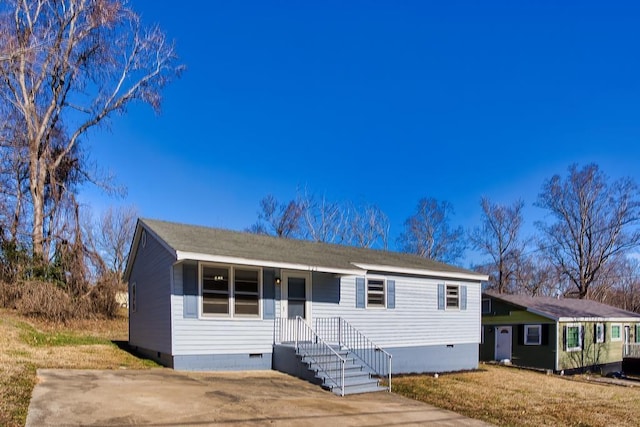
[111,340,160,367]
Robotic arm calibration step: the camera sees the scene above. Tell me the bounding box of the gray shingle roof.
[140,218,484,279]
[484,291,640,320]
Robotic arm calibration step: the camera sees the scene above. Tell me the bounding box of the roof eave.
[175,251,366,276]
[350,262,488,281]
[558,316,640,323]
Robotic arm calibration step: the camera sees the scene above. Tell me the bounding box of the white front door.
[280,271,312,322]
[495,326,512,361]
[625,325,631,345]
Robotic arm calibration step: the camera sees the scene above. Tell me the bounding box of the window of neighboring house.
[525,325,542,345]
[201,264,261,318]
[446,285,459,309]
[566,324,582,352]
[595,323,605,344]
[367,278,386,308]
[482,298,491,314]
[131,282,137,313]
[636,324,640,343]
[611,324,622,341]
[141,230,147,248]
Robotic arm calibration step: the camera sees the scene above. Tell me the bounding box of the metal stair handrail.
[315,317,392,392]
[291,316,347,397]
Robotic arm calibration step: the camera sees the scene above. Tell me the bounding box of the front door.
[495,326,512,361]
[281,271,311,321]
[625,325,631,345]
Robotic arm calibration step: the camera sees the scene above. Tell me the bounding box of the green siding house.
[480,291,640,374]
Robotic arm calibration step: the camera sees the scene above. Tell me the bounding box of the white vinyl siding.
[312,274,481,347]
[171,269,482,355]
[128,231,175,354]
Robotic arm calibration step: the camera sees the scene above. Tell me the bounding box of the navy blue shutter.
[387,280,395,309]
[437,284,445,310]
[183,263,198,318]
[263,269,275,319]
[356,277,365,308]
[461,285,467,310]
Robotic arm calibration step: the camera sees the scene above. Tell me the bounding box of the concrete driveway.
[27,368,492,426]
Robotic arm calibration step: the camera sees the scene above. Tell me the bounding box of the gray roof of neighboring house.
[136,218,485,280]
[484,291,640,321]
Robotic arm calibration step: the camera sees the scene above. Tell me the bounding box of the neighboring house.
[124,219,487,394]
[480,291,640,374]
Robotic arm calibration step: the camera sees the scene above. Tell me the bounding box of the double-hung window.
[201,264,261,318]
[202,266,230,315]
[234,269,260,316]
[367,278,386,308]
[446,285,459,309]
[595,323,605,343]
[566,324,582,352]
[611,324,622,341]
[524,325,541,345]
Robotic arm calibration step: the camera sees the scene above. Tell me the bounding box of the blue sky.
[79,1,640,267]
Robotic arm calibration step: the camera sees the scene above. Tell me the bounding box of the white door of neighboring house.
[625,325,631,345]
[495,326,512,361]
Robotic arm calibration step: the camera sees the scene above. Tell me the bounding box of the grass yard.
[3,310,640,427]
[0,309,158,427]
[393,364,640,426]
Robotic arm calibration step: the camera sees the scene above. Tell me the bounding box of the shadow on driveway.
[27,369,492,426]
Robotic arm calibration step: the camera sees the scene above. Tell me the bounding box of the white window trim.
[595,323,605,344]
[524,325,542,345]
[445,284,460,310]
[365,276,387,309]
[566,323,582,352]
[611,323,622,342]
[482,298,491,314]
[199,262,262,320]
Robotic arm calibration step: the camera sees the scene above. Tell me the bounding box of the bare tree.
[536,164,640,299]
[84,205,137,279]
[469,198,525,293]
[248,195,303,238]
[397,198,465,263]
[514,258,559,297]
[299,192,346,244]
[0,0,183,260]
[347,203,390,249]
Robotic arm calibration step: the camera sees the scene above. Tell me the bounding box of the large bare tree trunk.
[0,0,182,261]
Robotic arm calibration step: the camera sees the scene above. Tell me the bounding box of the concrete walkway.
[27,369,492,426]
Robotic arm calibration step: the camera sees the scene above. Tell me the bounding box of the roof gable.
[484,291,640,321]
[131,218,487,281]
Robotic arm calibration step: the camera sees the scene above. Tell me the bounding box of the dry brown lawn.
[3,310,640,427]
[0,308,157,427]
[393,364,640,426]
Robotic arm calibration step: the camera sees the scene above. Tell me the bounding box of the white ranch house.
[125,219,487,395]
